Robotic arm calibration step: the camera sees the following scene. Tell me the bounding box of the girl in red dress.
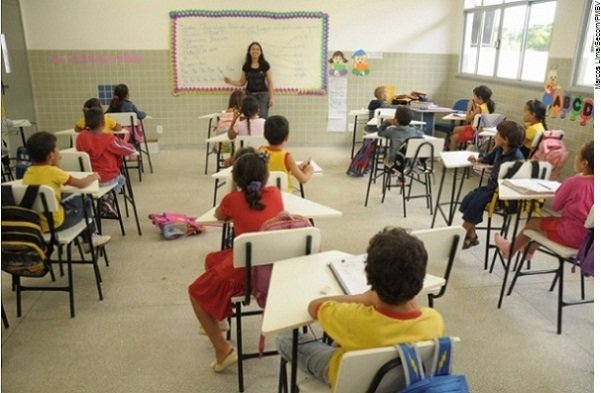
[188,149,284,372]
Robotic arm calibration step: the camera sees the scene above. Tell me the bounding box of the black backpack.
[1,185,52,277]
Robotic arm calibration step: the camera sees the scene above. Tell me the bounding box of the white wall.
[549,0,589,58]
[20,0,463,53]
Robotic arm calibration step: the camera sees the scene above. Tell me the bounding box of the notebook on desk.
[329,255,447,295]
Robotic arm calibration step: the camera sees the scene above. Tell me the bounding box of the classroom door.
[1,0,37,151]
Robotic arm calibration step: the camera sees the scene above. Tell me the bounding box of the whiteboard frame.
[170,10,329,96]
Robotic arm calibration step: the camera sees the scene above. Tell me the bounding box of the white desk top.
[441,113,466,121]
[6,119,32,128]
[3,171,99,194]
[439,151,474,169]
[366,116,427,127]
[54,128,76,136]
[205,133,266,145]
[348,109,369,117]
[409,106,455,113]
[498,179,556,201]
[196,191,342,224]
[198,112,221,120]
[211,161,323,180]
[262,250,445,335]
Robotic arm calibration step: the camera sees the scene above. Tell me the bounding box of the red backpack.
[529,130,569,180]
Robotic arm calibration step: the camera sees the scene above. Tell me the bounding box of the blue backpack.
[347,139,377,177]
[397,337,469,393]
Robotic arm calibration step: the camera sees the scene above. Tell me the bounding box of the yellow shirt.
[318,302,444,389]
[22,165,70,231]
[523,122,545,149]
[480,102,490,115]
[258,145,292,192]
[75,115,119,133]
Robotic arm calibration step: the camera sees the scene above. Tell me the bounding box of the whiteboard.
[170,10,328,95]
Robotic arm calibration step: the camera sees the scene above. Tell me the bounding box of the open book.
[328,256,446,295]
[502,179,561,195]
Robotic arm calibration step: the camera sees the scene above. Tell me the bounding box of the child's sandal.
[462,235,479,249]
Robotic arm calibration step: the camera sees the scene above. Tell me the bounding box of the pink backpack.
[148,212,205,240]
[252,211,313,308]
[529,130,569,180]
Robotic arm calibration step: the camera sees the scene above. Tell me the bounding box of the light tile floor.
[1,146,595,393]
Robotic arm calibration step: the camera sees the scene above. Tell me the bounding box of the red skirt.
[188,249,246,321]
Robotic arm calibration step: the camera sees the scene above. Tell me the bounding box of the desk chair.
[412,226,465,307]
[381,137,444,217]
[483,161,553,273]
[435,99,469,138]
[59,151,131,238]
[108,112,153,181]
[294,337,461,393]
[373,108,397,128]
[2,185,103,318]
[2,151,14,182]
[201,112,221,174]
[231,227,321,393]
[506,206,594,334]
[470,113,505,153]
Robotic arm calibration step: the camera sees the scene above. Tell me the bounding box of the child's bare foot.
[494,233,511,259]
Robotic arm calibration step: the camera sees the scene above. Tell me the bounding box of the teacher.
[224,41,274,119]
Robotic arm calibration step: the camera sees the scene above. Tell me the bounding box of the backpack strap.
[396,343,425,387]
[20,185,40,209]
[1,185,16,206]
[530,160,540,179]
[505,160,524,179]
[429,336,453,377]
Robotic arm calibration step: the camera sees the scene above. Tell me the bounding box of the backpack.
[576,228,594,277]
[347,139,377,177]
[1,185,52,277]
[148,212,205,240]
[396,337,470,393]
[253,211,313,308]
[529,131,569,180]
[15,146,31,179]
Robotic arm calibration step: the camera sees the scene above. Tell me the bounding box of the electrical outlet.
[156,125,163,134]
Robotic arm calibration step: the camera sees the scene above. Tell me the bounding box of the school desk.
[409,106,455,136]
[199,112,221,174]
[3,171,99,194]
[210,161,323,206]
[495,179,556,309]
[262,250,446,393]
[430,151,474,228]
[3,119,32,147]
[204,133,266,174]
[348,109,369,159]
[196,191,342,249]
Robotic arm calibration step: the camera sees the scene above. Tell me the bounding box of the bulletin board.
[170,10,329,95]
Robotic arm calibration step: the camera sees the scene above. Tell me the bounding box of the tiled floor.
[1,146,594,393]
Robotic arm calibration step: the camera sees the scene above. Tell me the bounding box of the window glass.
[497,5,526,79]
[575,2,594,87]
[522,2,556,82]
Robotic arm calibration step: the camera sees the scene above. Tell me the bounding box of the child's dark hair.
[394,106,413,126]
[228,90,245,110]
[580,140,594,174]
[107,84,129,113]
[83,98,102,111]
[241,96,260,134]
[26,131,57,163]
[496,120,524,148]
[525,99,547,129]
[232,148,269,211]
[473,85,495,113]
[264,115,289,145]
[84,107,104,130]
[365,227,428,304]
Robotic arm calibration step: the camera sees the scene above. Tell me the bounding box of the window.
[460,0,556,82]
[574,0,594,87]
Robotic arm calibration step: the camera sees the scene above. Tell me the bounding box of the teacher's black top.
[243,62,270,93]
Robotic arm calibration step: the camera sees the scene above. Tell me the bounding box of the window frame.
[459,0,557,83]
[572,0,594,89]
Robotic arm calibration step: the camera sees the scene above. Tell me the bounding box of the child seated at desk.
[520,99,547,158]
[459,120,524,249]
[448,85,495,151]
[74,98,123,134]
[495,140,594,261]
[364,85,392,133]
[106,83,146,145]
[276,226,444,389]
[188,148,284,373]
[22,131,110,248]
[377,106,424,168]
[76,107,137,217]
[259,115,314,192]
[227,95,266,139]
[212,90,245,155]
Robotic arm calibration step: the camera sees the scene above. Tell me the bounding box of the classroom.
[0,0,595,392]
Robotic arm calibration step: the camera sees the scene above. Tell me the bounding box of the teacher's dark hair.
[244,41,269,69]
